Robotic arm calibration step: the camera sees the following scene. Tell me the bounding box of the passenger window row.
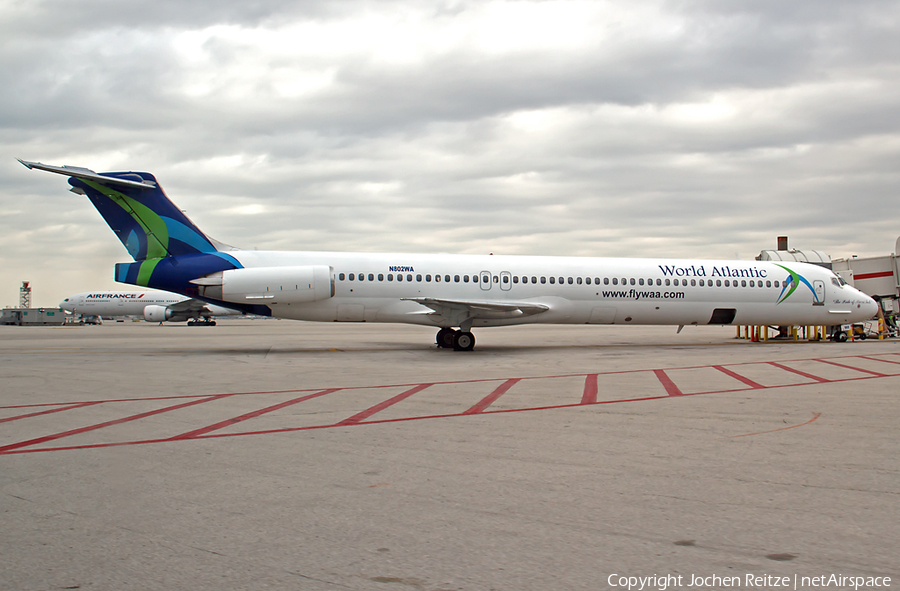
[336,273,781,289]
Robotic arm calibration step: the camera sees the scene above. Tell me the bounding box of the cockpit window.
[831,277,843,288]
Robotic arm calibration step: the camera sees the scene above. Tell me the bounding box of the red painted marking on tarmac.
[580,374,598,405]
[713,365,766,389]
[0,401,103,424]
[6,352,900,455]
[861,355,900,366]
[815,359,888,377]
[170,389,341,440]
[464,379,521,414]
[0,393,238,454]
[730,412,821,438]
[654,370,683,396]
[5,393,676,454]
[767,362,830,383]
[338,384,433,425]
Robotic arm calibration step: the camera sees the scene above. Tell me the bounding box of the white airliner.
[21,159,877,350]
[60,290,240,325]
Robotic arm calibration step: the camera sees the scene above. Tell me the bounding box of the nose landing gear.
[436,327,476,351]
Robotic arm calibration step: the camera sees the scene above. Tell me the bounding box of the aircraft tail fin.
[18,159,221,261]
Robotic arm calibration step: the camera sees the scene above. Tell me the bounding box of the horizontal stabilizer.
[17,159,157,190]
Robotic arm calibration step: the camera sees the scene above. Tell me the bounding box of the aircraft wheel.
[453,331,475,351]
[834,331,848,342]
[436,327,456,348]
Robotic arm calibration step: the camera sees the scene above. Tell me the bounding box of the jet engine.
[143,305,173,322]
[190,265,334,305]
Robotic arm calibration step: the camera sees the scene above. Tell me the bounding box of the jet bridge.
[831,236,900,315]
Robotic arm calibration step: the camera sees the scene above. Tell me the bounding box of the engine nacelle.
[190,265,334,305]
[143,305,172,322]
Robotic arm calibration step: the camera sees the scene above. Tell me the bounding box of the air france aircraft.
[20,159,877,350]
[60,290,239,325]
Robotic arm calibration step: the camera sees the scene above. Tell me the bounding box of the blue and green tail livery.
[17,160,253,306]
[73,172,216,261]
[20,159,217,261]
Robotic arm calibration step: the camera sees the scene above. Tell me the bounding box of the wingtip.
[16,158,35,169]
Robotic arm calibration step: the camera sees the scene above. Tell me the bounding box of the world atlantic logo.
[774,264,816,304]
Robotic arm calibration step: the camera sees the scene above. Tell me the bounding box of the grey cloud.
[2,0,899,306]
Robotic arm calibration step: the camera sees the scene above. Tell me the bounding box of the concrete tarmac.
[1,320,898,591]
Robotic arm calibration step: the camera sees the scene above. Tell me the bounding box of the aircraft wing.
[165,298,214,315]
[402,297,549,322]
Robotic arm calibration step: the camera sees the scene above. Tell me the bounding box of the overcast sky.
[2,0,899,307]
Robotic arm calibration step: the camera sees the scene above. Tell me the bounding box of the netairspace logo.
[606,573,891,590]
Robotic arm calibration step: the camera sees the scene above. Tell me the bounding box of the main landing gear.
[187,319,217,326]
[436,327,476,351]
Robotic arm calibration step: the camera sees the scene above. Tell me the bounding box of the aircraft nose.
[865,296,879,318]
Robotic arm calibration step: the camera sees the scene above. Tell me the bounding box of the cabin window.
[611,278,617,285]
[741,280,747,287]
[532,276,537,284]
[407,274,413,282]
[454,275,460,283]
[628,278,634,286]
[664,279,670,286]
[502,275,509,284]
[774,280,780,288]
[568,277,573,285]
[435,275,441,282]
[339,273,345,281]
[416,274,422,282]
[549,277,556,284]
[541,277,547,284]
[378,274,384,281]
[585,277,591,285]
[397,274,403,282]
[464,275,470,283]
[388,274,394,281]
[691,279,696,286]
[724,280,730,287]
[766,280,771,287]
[577,277,582,285]
[749,280,754,287]
[513,276,519,284]
[715,279,721,287]
[638,278,644,286]
[348,273,355,281]
[426,274,432,282]
[446,275,451,282]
